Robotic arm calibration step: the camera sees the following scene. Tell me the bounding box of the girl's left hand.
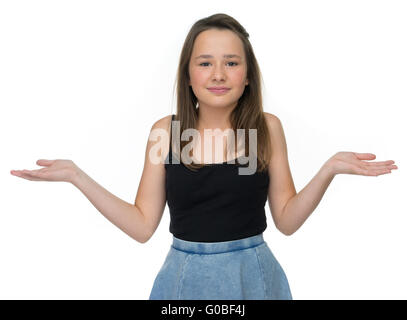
[325,152,398,176]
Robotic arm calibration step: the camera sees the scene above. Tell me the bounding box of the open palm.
[10,159,78,182]
[326,152,398,176]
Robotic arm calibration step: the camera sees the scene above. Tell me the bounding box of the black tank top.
[165,114,270,242]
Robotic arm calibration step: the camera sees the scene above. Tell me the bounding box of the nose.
[212,63,226,82]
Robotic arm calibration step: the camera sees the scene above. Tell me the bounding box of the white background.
[1,0,406,299]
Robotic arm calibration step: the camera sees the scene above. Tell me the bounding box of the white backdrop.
[1,0,406,299]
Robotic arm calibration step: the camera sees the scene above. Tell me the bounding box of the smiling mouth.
[207,88,230,94]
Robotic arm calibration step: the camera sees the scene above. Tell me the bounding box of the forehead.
[192,29,245,57]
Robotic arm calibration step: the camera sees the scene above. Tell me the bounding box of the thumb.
[36,159,55,166]
[354,153,376,160]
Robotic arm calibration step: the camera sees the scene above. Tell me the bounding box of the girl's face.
[188,29,249,110]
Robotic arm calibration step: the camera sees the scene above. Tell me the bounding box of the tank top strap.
[168,114,175,163]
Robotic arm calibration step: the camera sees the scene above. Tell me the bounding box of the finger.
[36,159,55,167]
[10,170,22,177]
[363,160,395,166]
[27,169,50,177]
[367,164,398,172]
[354,153,376,160]
[356,165,391,176]
[374,169,392,176]
[22,169,40,177]
[370,166,394,175]
[13,170,43,181]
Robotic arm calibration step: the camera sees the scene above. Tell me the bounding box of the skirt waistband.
[171,233,265,254]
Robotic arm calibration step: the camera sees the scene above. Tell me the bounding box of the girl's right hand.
[10,159,80,183]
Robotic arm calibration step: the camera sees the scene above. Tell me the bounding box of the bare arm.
[71,169,150,243]
[278,163,335,236]
[265,113,297,235]
[10,115,172,244]
[71,115,171,243]
[265,111,397,236]
[265,112,334,236]
[132,115,172,241]
[277,150,398,236]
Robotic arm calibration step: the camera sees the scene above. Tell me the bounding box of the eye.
[199,62,239,67]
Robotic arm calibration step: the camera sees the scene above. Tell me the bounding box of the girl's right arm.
[71,166,151,243]
[71,115,171,243]
[11,115,172,244]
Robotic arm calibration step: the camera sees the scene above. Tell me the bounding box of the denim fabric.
[149,233,292,300]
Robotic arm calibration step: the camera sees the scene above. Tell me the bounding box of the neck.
[196,103,236,130]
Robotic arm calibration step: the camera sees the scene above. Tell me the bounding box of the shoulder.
[263,112,287,159]
[150,114,174,139]
[147,115,173,160]
[263,111,283,131]
[152,114,173,130]
[147,115,173,148]
[262,111,289,166]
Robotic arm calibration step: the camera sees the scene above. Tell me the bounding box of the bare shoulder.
[151,114,173,132]
[148,115,173,161]
[263,111,288,160]
[263,112,283,131]
[264,112,285,141]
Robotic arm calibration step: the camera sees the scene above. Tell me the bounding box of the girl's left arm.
[278,152,398,236]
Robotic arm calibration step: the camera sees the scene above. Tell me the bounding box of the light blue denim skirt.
[149,233,292,300]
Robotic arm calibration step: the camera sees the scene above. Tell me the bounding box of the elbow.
[136,235,149,244]
[276,205,296,236]
[138,231,152,244]
[133,230,152,244]
[280,228,295,236]
[276,221,295,236]
[136,235,147,244]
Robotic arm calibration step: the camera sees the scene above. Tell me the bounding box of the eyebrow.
[194,54,242,60]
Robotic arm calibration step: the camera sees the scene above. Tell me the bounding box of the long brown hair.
[172,13,271,172]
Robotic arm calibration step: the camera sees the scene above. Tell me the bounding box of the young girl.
[10,13,398,300]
